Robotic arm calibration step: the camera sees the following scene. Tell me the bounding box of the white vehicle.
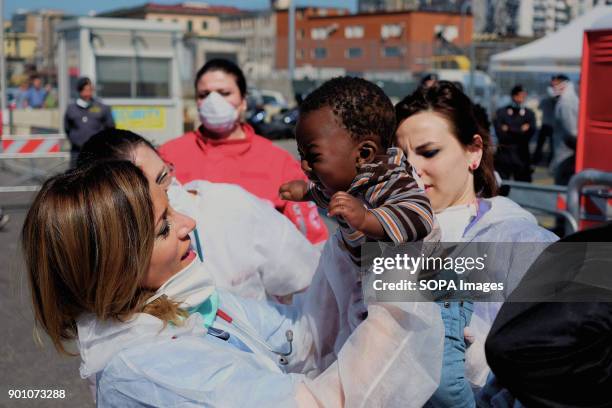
[260,90,288,109]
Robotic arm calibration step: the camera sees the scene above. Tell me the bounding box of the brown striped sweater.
[308,147,433,264]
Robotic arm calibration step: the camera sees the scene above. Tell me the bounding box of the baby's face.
[296,107,360,195]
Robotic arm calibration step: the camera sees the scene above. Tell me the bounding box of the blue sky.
[4,0,357,18]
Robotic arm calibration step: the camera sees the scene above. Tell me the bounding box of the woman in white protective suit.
[23,160,444,407]
[394,81,558,399]
[77,128,321,302]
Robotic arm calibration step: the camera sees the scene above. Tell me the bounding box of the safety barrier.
[0,134,70,193]
[504,169,612,236]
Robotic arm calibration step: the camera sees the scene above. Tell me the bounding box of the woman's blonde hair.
[22,160,184,354]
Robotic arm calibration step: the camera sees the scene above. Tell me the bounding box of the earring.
[470,162,478,170]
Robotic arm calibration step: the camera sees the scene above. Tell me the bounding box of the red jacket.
[159,124,328,244]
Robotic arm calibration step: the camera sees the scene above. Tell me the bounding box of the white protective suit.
[443,196,559,387]
[78,236,444,407]
[168,179,320,300]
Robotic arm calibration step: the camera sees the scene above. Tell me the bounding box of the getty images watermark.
[358,241,612,303]
[370,252,504,294]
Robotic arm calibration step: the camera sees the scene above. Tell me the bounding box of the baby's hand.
[279,180,309,201]
[329,192,387,240]
[328,192,367,230]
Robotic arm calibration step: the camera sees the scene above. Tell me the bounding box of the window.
[136,58,171,97]
[311,27,328,40]
[313,47,327,59]
[96,56,170,98]
[187,20,193,32]
[297,29,305,40]
[96,57,131,97]
[297,48,304,59]
[346,47,363,58]
[434,25,458,41]
[202,20,208,30]
[381,24,403,39]
[383,46,401,57]
[345,25,364,39]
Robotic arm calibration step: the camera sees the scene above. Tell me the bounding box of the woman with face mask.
[159,59,328,246]
[24,160,444,407]
[395,82,558,403]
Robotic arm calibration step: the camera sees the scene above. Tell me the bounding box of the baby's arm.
[279,180,312,201]
[366,171,434,243]
[328,192,386,239]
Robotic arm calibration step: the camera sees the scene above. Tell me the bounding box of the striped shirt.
[308,147,433,263]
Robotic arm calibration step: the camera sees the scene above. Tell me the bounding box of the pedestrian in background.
[25,76,47,109]
[494,85,536,182]
[64,77,115,168]
[532,78,558,166]
[549,74,579,186]
[14,80,30,109]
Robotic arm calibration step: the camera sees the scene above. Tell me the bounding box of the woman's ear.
[356,141,377,165]
[467,134,484,170]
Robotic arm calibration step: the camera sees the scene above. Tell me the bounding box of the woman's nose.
[175,210,196,238]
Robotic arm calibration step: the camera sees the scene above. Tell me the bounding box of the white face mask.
[145,258,215,309]
[76,98,91,109]
[198,91,239,134]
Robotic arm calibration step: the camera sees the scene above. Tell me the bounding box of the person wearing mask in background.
[64,77,115,168]
[25,76,48,109]
[494,85,536,182]
[532,78,559,166]
[160,59,328,246]
[549,74,579,186]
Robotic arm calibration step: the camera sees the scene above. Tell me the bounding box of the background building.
[219,10,276,81]
[275,7,473,78]
[99,2,243,36]
[10,9,69,83]
[358,0,419,12]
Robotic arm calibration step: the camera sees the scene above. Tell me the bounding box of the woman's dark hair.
[194,58,247,98]
[77,129,156,167]
[395,81,497,198]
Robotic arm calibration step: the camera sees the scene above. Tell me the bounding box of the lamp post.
[461,1,476,99]
[288,0,295,82]
[0,0,7,115]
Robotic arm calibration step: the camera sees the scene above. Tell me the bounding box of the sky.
[4,0,357,19]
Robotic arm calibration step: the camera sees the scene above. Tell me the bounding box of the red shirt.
[159,124,328,244]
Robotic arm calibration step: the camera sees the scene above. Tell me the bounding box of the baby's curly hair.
[299,77,396,149]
